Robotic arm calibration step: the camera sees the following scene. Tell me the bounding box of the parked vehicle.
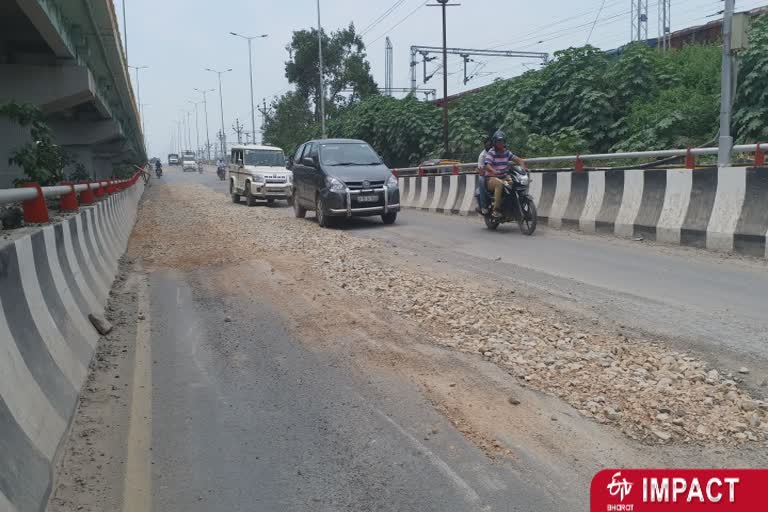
[228,145,291,206]
[168,153,180,166]
[480,166,537,235]
[289,138,400,227]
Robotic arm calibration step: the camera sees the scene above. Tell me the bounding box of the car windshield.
[319,143,382,166]
[244,149,285,167]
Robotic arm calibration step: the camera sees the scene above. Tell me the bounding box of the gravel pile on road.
[135,184,768,445]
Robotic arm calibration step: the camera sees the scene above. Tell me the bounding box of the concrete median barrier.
[399,166,768,258]
[0,179,144,512]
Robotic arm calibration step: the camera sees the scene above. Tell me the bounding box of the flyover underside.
[0,0,144,187]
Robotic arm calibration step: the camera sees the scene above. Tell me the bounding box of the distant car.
[289,138,400,227]
[168,153,180,166]
[228,144,292,206]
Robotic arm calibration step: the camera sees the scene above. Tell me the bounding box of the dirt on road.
[127,183,767,450]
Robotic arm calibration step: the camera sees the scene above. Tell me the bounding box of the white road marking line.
[122,273,152,512]
[365,400,484,509]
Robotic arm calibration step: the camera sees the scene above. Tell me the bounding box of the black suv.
[288,139,400,227]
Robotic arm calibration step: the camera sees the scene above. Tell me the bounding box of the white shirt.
[478,150,488,174]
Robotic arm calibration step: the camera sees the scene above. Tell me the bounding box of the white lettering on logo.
[724,478,740,503]
[706,478,723,503]
[607,472,634,502]
[687,478,704,503]
[644,478,669,502]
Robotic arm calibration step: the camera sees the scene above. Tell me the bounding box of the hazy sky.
[119,0,768,158]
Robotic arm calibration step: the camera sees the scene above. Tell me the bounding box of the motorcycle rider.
[484,131,527,217]
[475,136,493,215]
[154,160,162,177]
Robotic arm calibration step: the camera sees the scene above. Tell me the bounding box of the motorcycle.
[216,165,226,181]
[478,166,537,235]
[155,166,163,178]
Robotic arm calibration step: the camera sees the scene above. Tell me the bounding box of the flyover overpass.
[0,0,144,187]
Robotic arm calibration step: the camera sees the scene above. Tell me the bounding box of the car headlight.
[326,176,346,192]
[252,175,264,183]
[286,174,293,184]
[386,175,398,189]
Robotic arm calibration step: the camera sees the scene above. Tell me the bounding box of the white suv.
[229,145,292,206]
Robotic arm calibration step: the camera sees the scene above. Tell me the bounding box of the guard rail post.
[755,144,765,166]
[80,182,95,204]
[94,181,105,198]
[21,183,49,223]
[575,155,584,172]
[685,148,696,169]
[59,182,79,212]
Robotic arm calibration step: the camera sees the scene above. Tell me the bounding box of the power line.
[359,0,410,37]
[367,0,430,45]
[586,0,609,44]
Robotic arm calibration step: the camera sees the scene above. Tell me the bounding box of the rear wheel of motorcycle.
[484,215,500,231]
[230,181,240,204]
[518,198,537,236]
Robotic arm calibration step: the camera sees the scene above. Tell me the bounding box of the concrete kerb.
[398,166,768,258]
[0,178,144,512]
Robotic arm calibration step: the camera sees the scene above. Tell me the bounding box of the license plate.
[357,195,378,203]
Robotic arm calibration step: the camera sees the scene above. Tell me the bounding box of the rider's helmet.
[492,130,506,146]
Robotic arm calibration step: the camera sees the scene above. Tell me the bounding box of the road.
[198,165,768,375]
[51,167,768,512]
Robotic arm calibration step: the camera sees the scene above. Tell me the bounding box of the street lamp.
[128,64,148,148]
[316,0,326,138]
[230,32,268,142]
[206,67,233,159]
[194,87,215,162]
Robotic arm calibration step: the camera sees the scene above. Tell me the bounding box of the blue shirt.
[484,148,517,176]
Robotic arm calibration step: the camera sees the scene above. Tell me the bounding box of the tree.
[262,91,319,155]
[734,15,768,142]
[285,23,378,123]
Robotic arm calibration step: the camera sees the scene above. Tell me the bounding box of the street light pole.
[122,0,128,60]
[718,0,735,167]
[189,100,201,160]
[230,32,268,142]
[195,88,215,162]
[128,65,148,148]
[206,68,233,159]
[316,0,326,138]
[140,103,149,150]
[186,111,193,154]
[429,1,459,158]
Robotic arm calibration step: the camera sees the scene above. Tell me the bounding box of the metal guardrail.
[391,143,768,177]
[0,166,148,225]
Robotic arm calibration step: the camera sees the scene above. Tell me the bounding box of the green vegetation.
[0,102,74,185]
[264,16,768,167]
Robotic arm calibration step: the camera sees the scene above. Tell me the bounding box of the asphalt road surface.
[53,166,768,512]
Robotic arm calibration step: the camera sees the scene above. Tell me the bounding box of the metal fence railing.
[391,143,768,177]
[0,166,149,224]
